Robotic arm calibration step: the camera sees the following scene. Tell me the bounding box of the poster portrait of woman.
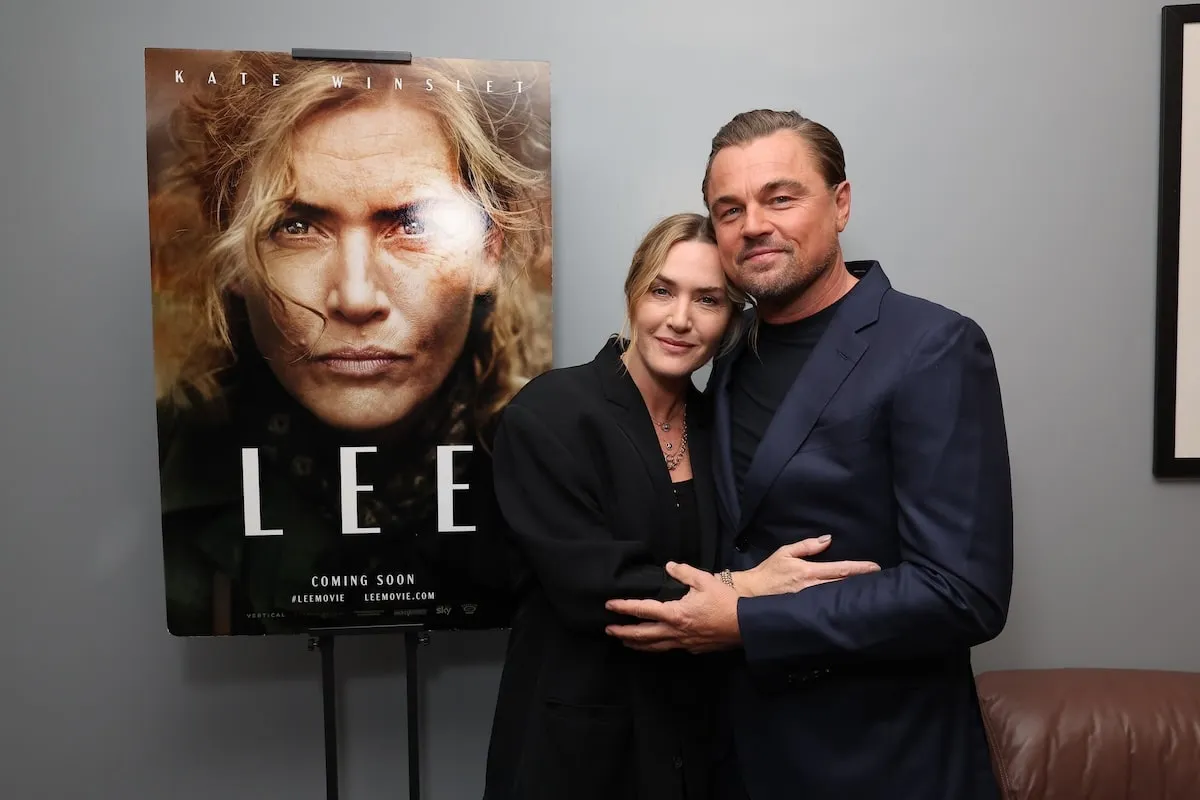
[143,48,553,636]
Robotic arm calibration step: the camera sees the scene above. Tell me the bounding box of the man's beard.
[735,238,839,308]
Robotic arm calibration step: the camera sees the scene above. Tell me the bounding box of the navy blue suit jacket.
[710,261,1013,800]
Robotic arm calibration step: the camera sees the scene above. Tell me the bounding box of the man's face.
[705,130,850,306]
[236,97,498,432]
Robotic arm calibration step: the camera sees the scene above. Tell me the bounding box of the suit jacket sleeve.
[737,315,1014,676]
[492,401,689,632]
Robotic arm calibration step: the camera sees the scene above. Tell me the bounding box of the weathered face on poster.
[144,48,553,636]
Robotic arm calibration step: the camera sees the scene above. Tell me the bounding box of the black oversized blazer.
[481,336,724,800]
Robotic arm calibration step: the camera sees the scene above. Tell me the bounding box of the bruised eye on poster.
[144,48,553,636]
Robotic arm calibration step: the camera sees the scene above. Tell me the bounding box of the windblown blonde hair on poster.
[146,50,552,431]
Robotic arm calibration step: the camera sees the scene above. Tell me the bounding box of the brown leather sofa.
[976,668,1200,799]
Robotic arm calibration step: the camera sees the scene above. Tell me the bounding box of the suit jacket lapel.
[684,387,719,571]
[736,263,889,534]
[592,336,722,570]
[593,337,671,472]
[709,312,754,532]
[592,337,680,540]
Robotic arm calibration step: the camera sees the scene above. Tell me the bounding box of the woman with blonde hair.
[147,50,551,636]
[482,212,747,799]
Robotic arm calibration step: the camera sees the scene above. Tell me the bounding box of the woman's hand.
[730,535,881,597]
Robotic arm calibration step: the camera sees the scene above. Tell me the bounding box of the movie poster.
[144,48,553,636]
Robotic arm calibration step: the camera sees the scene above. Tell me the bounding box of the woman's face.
[237,96,498,432]
[628,240,734,382]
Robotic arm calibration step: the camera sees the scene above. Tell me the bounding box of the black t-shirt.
[671,478,701,567]
[729,297,845,498]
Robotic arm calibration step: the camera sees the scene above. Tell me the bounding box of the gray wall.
[2,0,1197,797]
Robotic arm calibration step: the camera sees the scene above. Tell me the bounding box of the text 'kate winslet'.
[172,69,527,94]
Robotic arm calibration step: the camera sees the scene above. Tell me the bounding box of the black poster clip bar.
[291,48,413,64]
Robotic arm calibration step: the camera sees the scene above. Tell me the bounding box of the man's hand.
[604,562,740,654]
[731,535,881,597]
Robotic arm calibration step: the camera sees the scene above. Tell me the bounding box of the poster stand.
[146,40,545,798]
[289,46,428,800]
[291,47,414,64]
[307,623,431,800]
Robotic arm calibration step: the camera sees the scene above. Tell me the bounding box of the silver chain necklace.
[653,405,688,470]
